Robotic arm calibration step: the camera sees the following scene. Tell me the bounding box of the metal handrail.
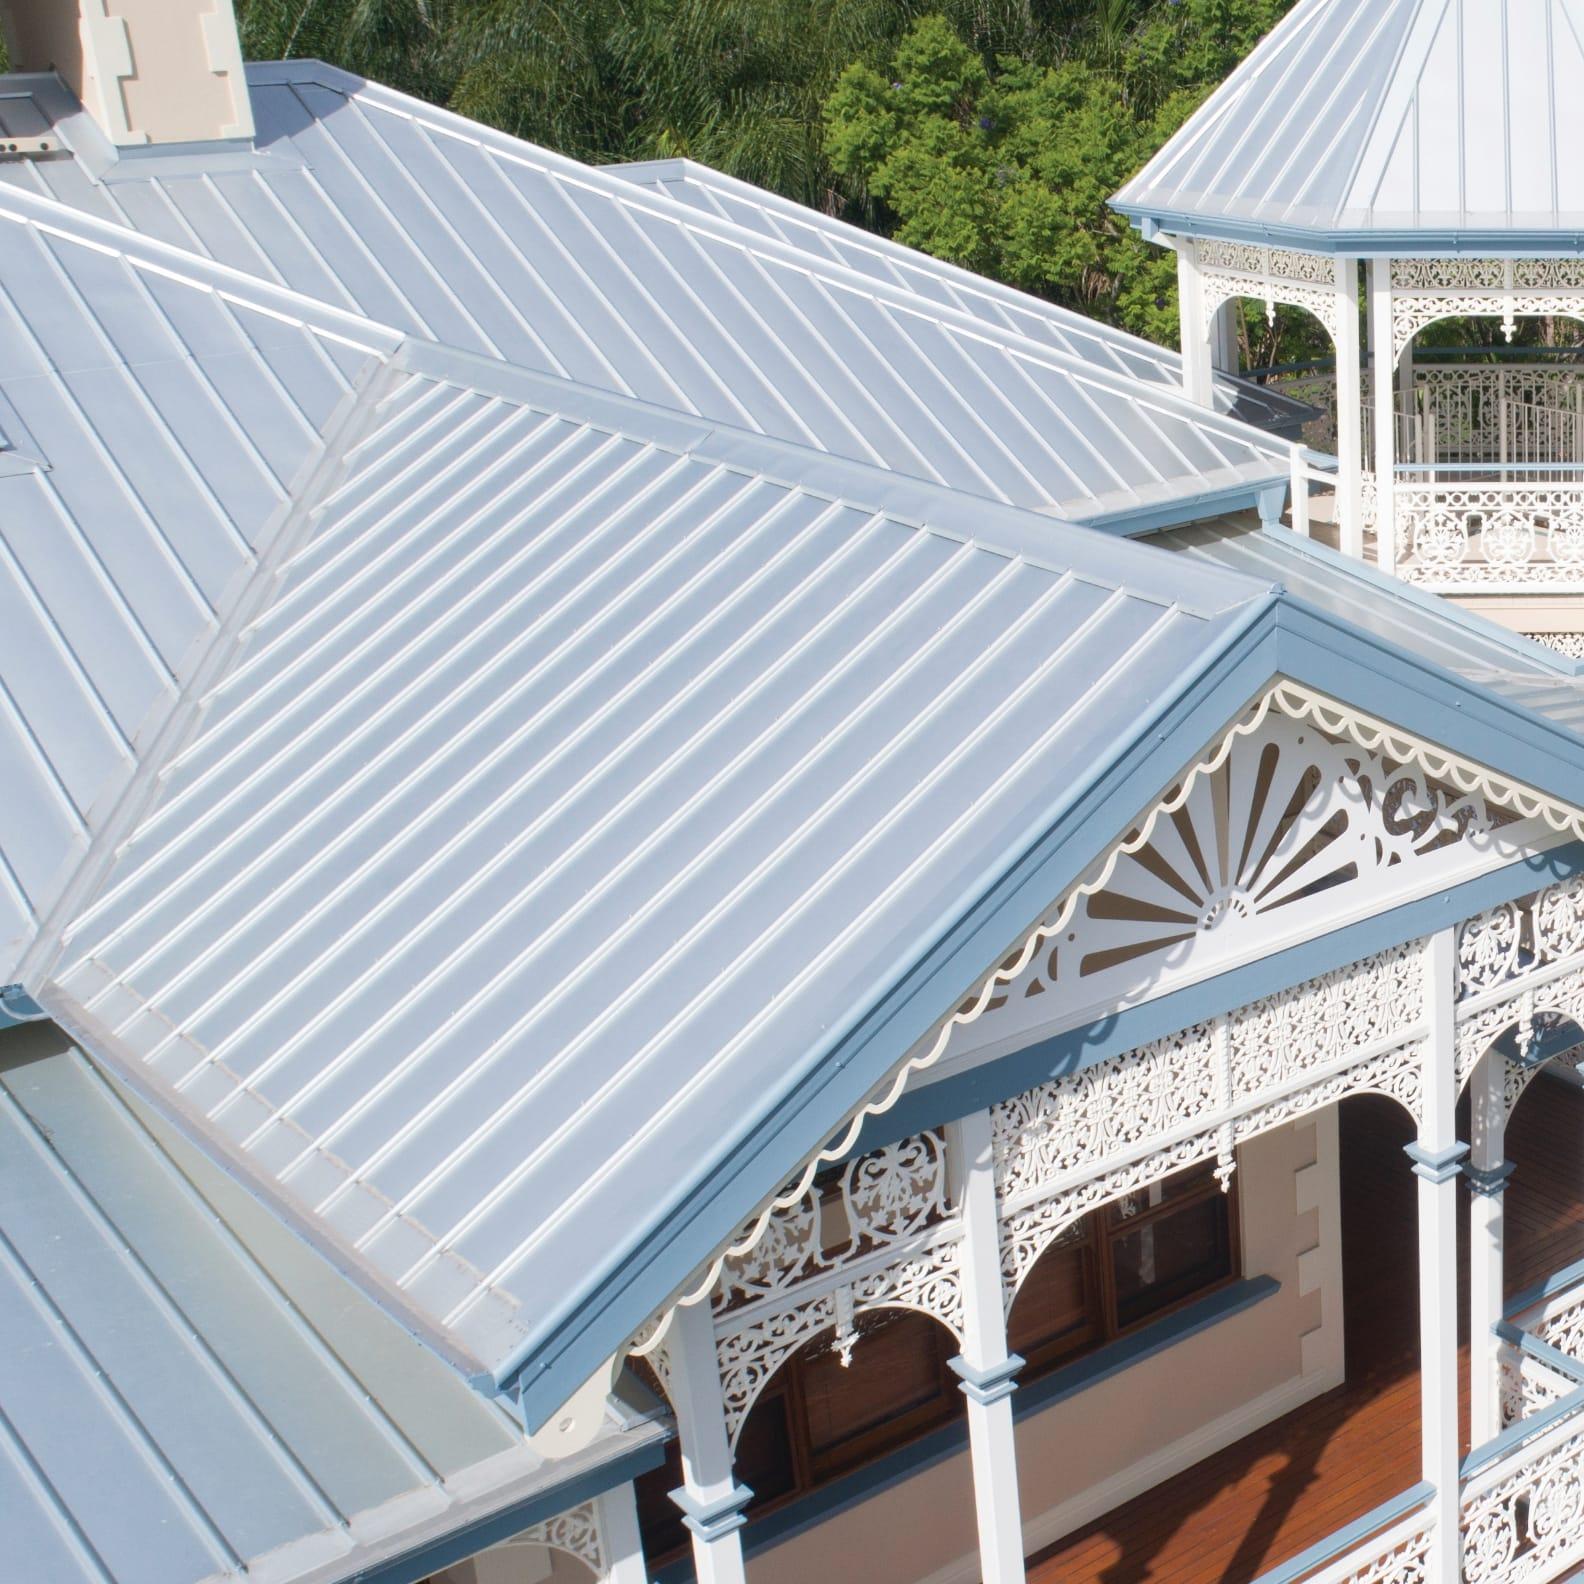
[1247,1483,1435,1584]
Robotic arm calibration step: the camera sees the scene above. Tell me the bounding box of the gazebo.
[1113,0,1584,637]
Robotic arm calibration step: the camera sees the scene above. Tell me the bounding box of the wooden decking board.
[1025,1084,1584,1584]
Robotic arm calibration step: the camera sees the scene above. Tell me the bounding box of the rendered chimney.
[3,0,254,148]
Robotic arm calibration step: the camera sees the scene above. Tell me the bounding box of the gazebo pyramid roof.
[1113,0,1584,252]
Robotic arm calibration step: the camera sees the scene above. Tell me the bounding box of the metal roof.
[603,156,1316,436]
[36,335,1276,1391]
[1113,0,1584,251]
[0,64,1294,523]
[0,179,396,981]
[0,1020,663,1584]
[1163,517,1584,727]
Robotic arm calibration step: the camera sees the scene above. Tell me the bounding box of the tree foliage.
[823,4,1296,344]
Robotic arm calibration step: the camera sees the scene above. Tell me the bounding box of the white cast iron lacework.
[671,1132,965,1448]
[965,711,1509,1050]
[1306,1513,1433,1584]
[1389,260,1584,360]
[629,682,1584,1344]
[509,1501,604,1573]
[1455,877,1584,1084]
[1195,239,1339,338]
[1461,1407,1584,1584]
[1397,486,1584,590]
[1498,1347,1574,1430]
[990,947,1426,1303]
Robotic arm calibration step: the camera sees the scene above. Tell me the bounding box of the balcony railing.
[1243,1263,1584,1584]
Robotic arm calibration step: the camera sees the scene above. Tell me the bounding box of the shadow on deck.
[1026,1080,1584,1584]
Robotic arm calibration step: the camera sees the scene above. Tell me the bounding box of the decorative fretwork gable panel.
[628,683,1584,1341]
[951,704,1529,1065]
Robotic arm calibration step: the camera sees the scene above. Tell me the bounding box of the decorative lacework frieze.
[713,1232,965,1447]
[510,1501,604,1574]
[990,1026,1221,1206]
[1198,240,1334,284]
[1230,947,1423,1095]
[1388,259,1584,358]
[1456,877,1584,1081]
[1196,241,1338,336]
[1392,259,1509,291]
[1461,1405,1584,1584]
[713,1132,950,1312]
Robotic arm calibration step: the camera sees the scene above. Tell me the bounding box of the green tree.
[823,6,1304,348]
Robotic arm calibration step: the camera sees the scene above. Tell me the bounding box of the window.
[1010,1161,1239,1376]
[635,1160,1238,1564]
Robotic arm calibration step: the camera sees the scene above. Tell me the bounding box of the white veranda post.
[1412,929,1469,1584]
[1467,1051,1512,1448]
[1368,258,1398,571]
[593,1483,652,1584]
[1334,255,1365,558]
[946,1109,1028,1584]
[664,1299,751,1584]
[1177,241,1214,407]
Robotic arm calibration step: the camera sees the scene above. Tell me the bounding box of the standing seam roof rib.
[42,342,1275,1383]
[0,63,1294,521]
[603,156,1315,434]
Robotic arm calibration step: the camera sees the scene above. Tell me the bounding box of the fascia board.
[510,594,1285,1428]
[1110,199,1584,259]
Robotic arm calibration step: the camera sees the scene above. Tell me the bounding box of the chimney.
[3,0,254,150]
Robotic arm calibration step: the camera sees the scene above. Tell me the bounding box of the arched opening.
[1006,1159,1240,1379]
[1026,1093,1427,1583]
[632,1308,964,1568]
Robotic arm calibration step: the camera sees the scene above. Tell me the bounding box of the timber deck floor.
[1025,1083,1584,1584]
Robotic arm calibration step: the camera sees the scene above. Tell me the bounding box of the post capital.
[1404,1139,1470,1184]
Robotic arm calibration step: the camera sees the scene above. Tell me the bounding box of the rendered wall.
[744,1110,1344,1584]
[2,0,252,146]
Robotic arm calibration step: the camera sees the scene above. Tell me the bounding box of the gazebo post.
[1369,258,1398,571]
[1467,1053,1514,1447]
[1334,257,1365,557]
[1176,242,1214,407]
[1410,929,1470,1584]
[946,1108,1028,1584]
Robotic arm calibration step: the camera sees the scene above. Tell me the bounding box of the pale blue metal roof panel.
[0,64,1295,523]
[604,155,1316,436]
[41,346,1276,1385]
[1114,0,1584,247]
[0,1021,664,1584]
[0,184,398,980]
